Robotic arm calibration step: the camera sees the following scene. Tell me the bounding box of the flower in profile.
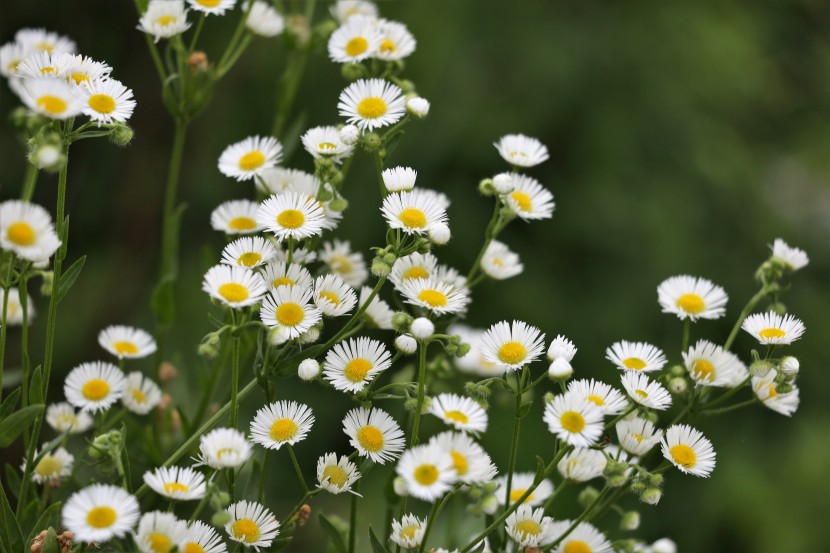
[218,135,282,181]
[313,274,358,316]
[606,340,667,372]
[202,264,267,308]
[398,277,469,315]
[64,361,126,413]
[382,166,417,193]
[616,417,663,456]
[481,240,523,280]
[494,134,549,167]
[390,514,426,549]
[122,372,162,414]
[249,400,315,450]
[771,238,809,271]
[15,51,71,78]
[179,521,227,553]
[63,54,112,86]
[0,200,61,263]
[544,391,604,447]
[557,448,606,482]
[0,43,27,78]
[429,431,498,485]
[396,444,457,502]
[548,520,613,553]
[406,96,430,118]
[390,252,438,287]
[328,15,381,63]
[566,378,629,415]
[449,324,505,376]
[301,125,354,161]
[221,236,278,269]
[752,369,800,416]
[62,484,140,543]
[358,286,394,329]
[381,189,449,235]
[496,472,553,506]
[741,311,805,345]
[143,466,207,501]
[138,0,192,42]
[225,500,280,550]
[479,320,545,371]
[682,340,748,387]
[98,325,157,360]
[245,1,285,37]
[0,287,34,325]
[500,174,554,220]
[23,447,74,484]
[374,20,417,61]
[343,406,405,464]
[19,77,84,119]
[198,427,252,469]
[46,402,93,434]
[81,79,136,126]
[211,199,263,234]
[320,240,368,287]
[338,78,406,130]
[505,505,556,548]
[657,275,728,321]
[257,192,326,241]
[261,261,313,292]
[15,28,77,55]
[620,372,673,411]
[317,453,361,494]
[429,393,488,434]
[188,0,237,16]
[324,336,392,393]
[660,424,716,477]
[331,0,378,23]
[134,511,187,553]
[260,285,322,338]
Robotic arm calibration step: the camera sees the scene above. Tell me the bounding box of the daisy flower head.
[317,452,361,494]
[448,324,505,376]
[202,264,267,308]
[0,287,34,325]
[382,166,417,192]
[497,472,553,506]
[0,200,61,263]
[24,447,74,484]
[199,427,252,469]
[259,285,322,338]
[256,167,316,195]
[188,0,237,16]
[323,336,392,393]
[500,174,555,221]
[63,54,112,86]
[122,371,162,414]
[338,78,406,130]
[256,192,326,241]
[358,286,394,329]
[331,0,378,23]
[221,236,278,269]
[134,511,187,553]
[606,340,667,372]
[273,243,317,266]
[390,252,438,287]
[249,400,315,450]
[752,369,800,416]
[398,277,469,315]
[390,514,425,550]
[396,444,457,502]
[313,274,358,316]
[505,505,556,548]
[15,28,76,55]
[211,199,263,234]
[374,20,417,61]
[558,448,606,482]
[548,334,577,363]
[429,431,498,484]
[179,521,227,553]
[616,417,663,456]
[657,275,728,321]
[621,372,673,411]
[328,15,381,63]
[301,125,354,161]
[567,378,629,415]
[661,424,716,477]
[246,1,285,37]
[481,240,523,280]
[320,240,368,287]
[62,484,140,543]
[543,391,605,447]
[548,520,613,553]
[46,402,93,434]
[81,79,136,126]
[143,466,207,501]
[429,393,488,434]
[64,361,126,413]
[98,325,157,360]
[219,135,282,181]
[225,500,280,550]
[494,133,549,168]
[0,42,26,78]
[771,238,809,271]
[261,260,313,292]
[741,311,805,345]
[343,406,405,464]
[381,189,449,235]
[138,0,192,42]
[479,320,546,371]
[15,51,70,79]
[682,339,748,387]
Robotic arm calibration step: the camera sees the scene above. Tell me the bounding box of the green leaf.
[41,527,60,553]
[55,255,86,303]
[0,480,23,553]
[319,513,347,553]
[27,502,61,546]
[19,499,38,541]
[368,526,390,553]
[517,399,533,418]
[0,388,20,420]
[0,404,44,447]
[29,365,43,406]
[4,464,20,500]
[152,276,175,326]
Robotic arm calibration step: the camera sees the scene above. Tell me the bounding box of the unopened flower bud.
[298,359,320,381]
[40,271,54,296]
[629,479,646,495]
[645,473,664,488]
[298,327,321,344]
[639,487,662,505]
[668,364,686,377]
[371,260,391,277]
[391,312,413,333]
[188,51,209,73]
[328,197,348,212]
[406,96,430,118]
[548,358,573,380]
[404,398,419,412]
[768,301,787,315]
[157,393,172,411]
[650,538,677,553]
[395,334,417,354]
[427,222,451,245]
[393,476,409,496]
[543,392,556,404]
[620,511,640,530]
[780,356,799,376]
[108,124,134,147]
[775,383,794,394]
[478,178,495,196]
[159,362,177,383]
[410,317,434,340]
[197,342,219,358]
[492,173,515,194]
[341,62,366,81]
[362,132,382,151]
[455,342,471,358]
[268,326,291,346]
[397,79,415,93]
[578,486,600,507]
[339,124,359,145]
[30,143,64,172]
[297,504,312,526]
[667,377,688,395]
[211,511,232,526]
[481,494,499,515]
[383,252,397,265]
[607,473,628,488]
[482,481,498,494]
[750,360,774,376]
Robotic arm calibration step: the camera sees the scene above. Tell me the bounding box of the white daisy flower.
[134,511,188,553]
[179,521,228,553]
[621,372,673,411]
[0,200,61,263]
[479,320,546,371]
[682,339,748,387]
[64,361,126,413]
[210,199,263,234]
[557,448,606,482]
[0,42,26,77]
[256,167,316,195]
[317,452,361,494]
[505,505,556,548]
[15,28,76,55]
[752,369,800,416]
[218,136,282,181]
[398,277,469,315]
[122,371,162,414]
[261,261,313,292]
[481,240,523,280]
[548,520,613,553]
[221,236,278,269]
[358,286,394,330]
[501,174,555,221]
[301,125,355,161]
[249,400,314,450]
[331,0,378,23]
[741,311,805,345]
[429,431,498,485]
[429,393,488,434]
[390,514,425,550]
[547,335,577,363]
[188,0,236,15]
[343,406,405,464]
[273,244,317,265]
[324,336,392,393]
[98,325,157,360]
[771,238,809,271]
[496,472,554,506]
[567,379,629,415]
[616,417,663,456]
[0,287,34,325]
[63,54,112,86]
[81,79,136,126]
[390,252,438,287]
[657,275,728,321]
[198,427,252,469]
[661,424,716,477]
[259,285,322,338]
[328,15,381,63]
[46,402,93,434]
[381,189,449,235]
[313,274,358,316]
[606,340,667,372]
[62,484,140,543]
[381,166,417,192]
[143,466,207,501]
[320,240,368,287]
[245,1,285,37]
[257,192,326,241]
[396,444,457,502]
[449,324,505,376]
[494,134,549,168]
[338,78,406,130]
[374,20,417,61]
[138,0,192,42]
[24,447,74,484]
[15,51,70,79]
[544,392,604,447]
[225,500,280,550]
[202,264,267,308]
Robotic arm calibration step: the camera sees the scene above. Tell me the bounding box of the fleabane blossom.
[328,15,381,63]
[500,174,555,220]
[338,78,406,130]
[138,0,191,42]
[682,339,748,387]
[381,189,449,235]
[343,406,405,464]
[496,472,554,506]
[741,311,805,345]
[188,0,237,16]
[390,514,425,549]
[494,134,549,167]
[505,505,556,548]
[657,275,728,321]
[543,391,604,447]
[245,0,285,36]
[479,320,545,371]
[396,444,457,502]
[225,500,280,550]
[660,424,716,477]
[317,453,361,494]
[429,393,488,434]
[218,135,282,181]
[374,20,417,61]
[770,238,809,271]
[62,484,140,543]
[0,200,61,263]
[81,79,136,126]
[606,340,667,372]
[481,240,523,280]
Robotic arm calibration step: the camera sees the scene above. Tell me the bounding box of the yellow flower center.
[40,66,55,74]
[450,451,468,476]
[37,95,68,115]
[318,141,338,152]
[322,465,349,487]
[497,341,527,365]
[398,207,427,229]
[401,525,419,540]
[273,277,295,288]
[417,289,447,307]
[148,532,174,553]
[237,252,262,267]
[344,358,373,382]
[510,191,532,212]
[277,209,305,229]
[163,482,190,494]
[183,544,206,553]
[276,302,304,326]
[7,221,36,246]
[766,384,778,399]
[156,15,177,26]
[88,94,116,114]
[560,410,586,433]
[622,357,647,370]
[670,444,697,468]
[633,433,645,443]
[228,216,256,231]
[586,394,605,406]
[36,42,55,52]
[564,540,593,553]
[329,254,353,274]
[345,36,369,57]
[113,341,139,355]
[270,417,298,441]
[357,97,387,118]
[692,359,715,382]
[239,150,266,171]
[444,410,469,425]
[34,456,62,478]
[216,447,235,459]
[515,519,542,537]
[676,293,705,314]
[218,283,249,303]
[196,0,221,6]
[492,257,504,267]
[131,389,148,404]
[634,389,649,399]
[379,39,397,54]
[82,378,110,401]
[403,266,430,280]
[319,291,341,307]
[86,506,117,528]
[509,488,534,504]
[413,463,439,485]
[356,425,384,452]
[71,72,89,85]
[232,518,260,543]
[759,328,785,340]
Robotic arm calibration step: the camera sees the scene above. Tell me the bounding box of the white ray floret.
[257,192,326,241]
[338,78,406,130]
[15,28,77,55]
[260,285,322,338]
[328,15,381,63]
[211,199,263,234]
[221,236,278,269]
[301,125,354,161]
[566,378,629,415]
[324,336,392,393]
[62,484,140,543]
[657,275,728,321]
[382,166,417,192]
[621,372,673,411]
[313,274,358,316]
[188,0,237,15]
[505,505,556,548]
[606,340,667,372]
[381,189,449,235]
[317,452,361,494]
[390,514,425,550]
[771,238,809,271]
[249,400,315,450]
[496,472,553,506]
[429,393,488,434]
[374,20,417,61]
[0,200,61,263]
[198,427,252,469]
[261,261,313,292]
[479,320,546,371]
[429,431,498,485]
[256,167,317,195]
[81,79,136,126]
[46,402,93,434]
[219,135,282,181]
[202,264,267,308]
[752,369,800,416]
[246,1,285,37]
[358,286,394,329]
[225,500,280,550]
[396,444,457,502]
[320,240,368,287]
[481,240,523,280]
[398,277,469,315]
[558,448,607,482]
[138,0,192,42]
[64,361,126,413]
[616,417,663,456]
[494,134,549,167]
[390,252,438,287]
[134,511,187,553]
[449,324,506,376]
[500,174,555,220]
[24,447,74,484]
[548,520,613,553]
[19,77,84,119]
[343,406,405,464]
[143,466,207,501]
[741,311,805,345]
[122,371,162,414]
[543,391,605,447]
[661,424,716,477]
[98,325,157,359]
[682,339,748,387]
[179,521,227,553]
[0,287,35,325]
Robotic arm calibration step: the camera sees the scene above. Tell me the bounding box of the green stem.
[283,489,323,525]
[375,151,386,197]
[465,200,502,286]
[724,287,771,351]
[702,377,750,411]
[542,479,568,514]
[271,40,312,138]
[188,13,206,52]
[229,334,241,428]
[217,2,255,71]
[503,372,523,511]
[287,444,309,493]
[681,318,690,352]
[216,34,253,78]
[348,482,360,553]
[0,261,13,404]
[409,340,428,446]
[701,397,757,416]
[604,404,638,432]
[418,489,455,553]
[20,274,30,411]
[547,486,611,549]
[20,163,38,201]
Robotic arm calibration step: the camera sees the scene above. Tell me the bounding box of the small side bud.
[406,96,430,118]
[341,62,366,81]
[211,511,232,526]
[108,124,134,147]
[298,327,321,344]
[620,511,641,531]
[780,356,799,376]
[328,197,348,212]
[750,360,774,376]
[480,494,499,515]
[668,364,686,377]
[339,124,360,145]
[427,222,451,245]
[548,358,573,380]
[478,178,496,196]
[492,173,515,194]
[298,359,321,381]
[395,334,417,354]
[410,317,434,340]
[393,476,409,497]
[382,252,397,265]
[667,377,688,395]
[371,260,391,277]
[578,486,600,507]
[455,342,471,358]
[639,487,662,505]
[40,271,54,296]
[268,326,291,346]
[391,312,413,333]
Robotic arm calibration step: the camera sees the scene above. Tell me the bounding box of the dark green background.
[1,1,828,551]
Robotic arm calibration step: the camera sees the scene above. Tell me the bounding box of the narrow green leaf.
[29,366,43,406]
[152,277,175,326]
[0,404,44,447]
[368,526,390,553]
[0,388,20,420]
[318,513,347,553]
[55,255,86,303]
[4,464,20,500]
[0,481,24,553]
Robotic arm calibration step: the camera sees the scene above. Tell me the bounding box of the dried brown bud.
[297,504,312,526]
[159,362,178,383]
[157,393,172,412]
[188,51,209,74]
[170,409,182,433]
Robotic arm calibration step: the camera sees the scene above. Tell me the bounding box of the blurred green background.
[1,0,829,551]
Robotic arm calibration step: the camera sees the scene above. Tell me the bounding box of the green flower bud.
[397,79,415,93]
[9,106,30,129]
[341,62,367,81]
[578,486,600,507]
[213,491,231,508]
[382,252,397,265]
[543,392,556,404]
[455,342,471,358]
[108,124,134,147]
[480,495,499,515]
[667,377,688,395]
[403,398,419,412]
[668,364,686,377]
[607,473,628,488]
[391,312,413,333]
[646,473,664,488]
[629,479,647,495]
[328,197,348,212]
[197,342,219,359]
[467,487,483,500]
[750,360,775,376]
[640,487,662,505]
[768,301,787,315]
[371,260,391,277]
[620,511,641,531]
[478,178,495,196]
[776,383,794,394]
[362,132,382,151]
[316,187,334,202]
[211,511,232,526]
